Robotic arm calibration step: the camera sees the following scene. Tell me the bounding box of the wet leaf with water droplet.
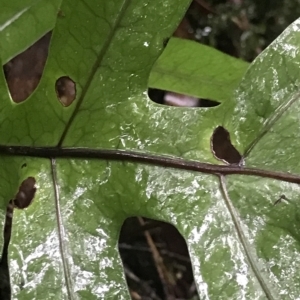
[1,1,300,299]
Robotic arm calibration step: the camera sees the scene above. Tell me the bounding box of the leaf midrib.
[57,0,131,147]
[1,146,300,185]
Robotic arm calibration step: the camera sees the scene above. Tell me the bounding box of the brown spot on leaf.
[211,126,243,165]
[55,76,76,107]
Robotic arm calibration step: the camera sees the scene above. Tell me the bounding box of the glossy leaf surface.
[0,0,300,299]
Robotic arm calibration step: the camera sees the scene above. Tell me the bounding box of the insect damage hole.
[118,217,199,299]
[0,177,37,300]
[3,32,51,103]
[148,88,220,107]
[55,76,76,107]
[211,126,243,165]
[13,177,37,209]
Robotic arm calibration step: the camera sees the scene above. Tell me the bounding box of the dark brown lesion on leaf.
[55,76,76,107]
[211,126,243,165]
[0,177,37,299]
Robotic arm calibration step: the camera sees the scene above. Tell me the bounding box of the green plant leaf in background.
[1,1,300,300]
[0,0,61,64]
[149,37,249,102]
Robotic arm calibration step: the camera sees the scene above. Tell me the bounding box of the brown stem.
[1,146,300,184]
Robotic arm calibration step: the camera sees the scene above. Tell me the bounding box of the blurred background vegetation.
[179,0,300,61]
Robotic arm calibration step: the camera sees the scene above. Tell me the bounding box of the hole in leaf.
[0,177,36,299]
[211,126,243,165]
[148,88,220,107]
[3,32,51,103]
[118,217,199,299]
[55,76,76,107]
[13,177,37,209]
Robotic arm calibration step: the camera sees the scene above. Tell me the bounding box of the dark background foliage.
[184,0,300,61]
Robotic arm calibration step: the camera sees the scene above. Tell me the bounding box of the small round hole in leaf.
[55,76,76,107]
[211,126,243,165]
